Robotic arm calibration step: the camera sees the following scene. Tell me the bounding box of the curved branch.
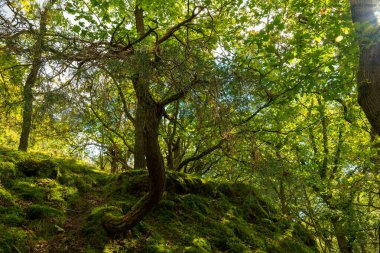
[176,139,225,171]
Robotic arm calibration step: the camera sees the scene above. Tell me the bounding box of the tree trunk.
[350,0,380,135]
[134,98,146,168]
[103,77,165,232]
[103,3,165,228]
[331,217,353,253]
[18,5,50,151]
[109,144,119,174]
[18,74,35,151]
[132,2,147,169]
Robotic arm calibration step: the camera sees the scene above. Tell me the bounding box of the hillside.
[0,148,317,253]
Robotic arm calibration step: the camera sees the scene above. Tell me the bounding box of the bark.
[317,97,329,178]
[18,7,48,151]
[109,144,119,174]
[133,97,146,169]
[350,0,380,135]
[166,101,180,171]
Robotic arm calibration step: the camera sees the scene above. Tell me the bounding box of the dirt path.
[35,189,106,253]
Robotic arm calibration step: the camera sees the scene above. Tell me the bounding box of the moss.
[25,204,65,239]
[16,158,58,179]
[0,162,16,181]
[165,173,214,196]
[291,223,317,248]
[157,199,176,211]
[178,194,212,216]
[184,237,212,252]
[108,170,147,190]
[0,187,25,226]
[279,239,314,253]
[26,204,64,219]
[58,170,104,194]
[226,239,251,253]
[229,218,264,249]
[75,174,96,193]
[140,235,172,253]
[0,187,15,206]
[11,180,46,202]
[0,212,25,227]
[56,169,77,186]
[0,225,35,253]
[84,205,124,248]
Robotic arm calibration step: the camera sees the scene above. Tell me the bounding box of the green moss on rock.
[16,158,58,179]
[84,205,124,248]
[0,187,15,206]
[26,204,64,219]
[11,180,46,202]
[0,225,34,253]
[0,162,16,181]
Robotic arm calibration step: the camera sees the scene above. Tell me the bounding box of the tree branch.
[176,138,225,171]
[156,6,205,46]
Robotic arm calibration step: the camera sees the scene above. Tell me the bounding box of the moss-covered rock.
[0,225,35,253]
[11,180,47,202]
[84,205,124,248]
[26,204,64,219]
[16,158,58,179]
[0,187,15,206]
[0,208,25,226]
[0,161,16,181]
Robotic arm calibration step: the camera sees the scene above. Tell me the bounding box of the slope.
[0,148,318,252]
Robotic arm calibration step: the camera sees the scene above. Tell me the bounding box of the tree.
[350,0,380,135]
[1,0,59,151]
[19,1,57,151]
[57,0,228,231]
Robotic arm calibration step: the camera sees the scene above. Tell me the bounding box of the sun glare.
[376,5,380,25]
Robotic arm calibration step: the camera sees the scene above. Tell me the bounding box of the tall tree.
[350,0,380,135]
[18,0,57,151]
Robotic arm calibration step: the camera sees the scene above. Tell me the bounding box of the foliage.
[0,0,379,251]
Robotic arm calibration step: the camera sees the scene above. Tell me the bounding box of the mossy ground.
[0,147,318,252]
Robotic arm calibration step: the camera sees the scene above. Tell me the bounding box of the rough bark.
[18,7,49,151]
[350,0,380,135]
[133,98,147,169]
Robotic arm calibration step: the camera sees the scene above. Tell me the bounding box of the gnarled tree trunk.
[350,0,380,135]
[103,76,165,232]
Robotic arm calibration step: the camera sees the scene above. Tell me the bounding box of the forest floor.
[0,148,318,252]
